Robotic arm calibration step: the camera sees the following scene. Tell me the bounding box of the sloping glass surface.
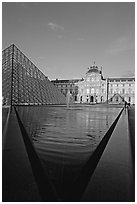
[2,44,66,105]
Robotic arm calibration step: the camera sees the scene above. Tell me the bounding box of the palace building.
[51,63,135,105]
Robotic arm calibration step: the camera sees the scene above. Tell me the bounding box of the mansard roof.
[51,78,82,83]
[108,77,135,82]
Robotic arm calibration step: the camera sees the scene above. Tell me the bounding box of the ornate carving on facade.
[77,64,106,103]
[52,63,135,105]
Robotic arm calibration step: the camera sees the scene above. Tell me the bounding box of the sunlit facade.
[77,65,106,103]
[51,79,81,102]
[52,64,135,105]
[108,77,135,104]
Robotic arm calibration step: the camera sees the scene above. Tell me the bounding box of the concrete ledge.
[2,107,10,150]
[2,107,41,201]
[14,107,59,201]
[64,108,124,201]
[128,106,135,200]
[81,108,134,201]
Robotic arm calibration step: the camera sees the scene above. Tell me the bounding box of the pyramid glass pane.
[2,44,67,105]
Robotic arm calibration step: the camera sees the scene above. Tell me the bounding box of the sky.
[2,2,135,80]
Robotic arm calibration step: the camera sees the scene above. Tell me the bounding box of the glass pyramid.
[2,44,66,105]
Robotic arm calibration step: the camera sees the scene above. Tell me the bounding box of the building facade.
[77,65,105,103]
[51,63,135,105]
[51,79,82,102]
[108,77,135,104]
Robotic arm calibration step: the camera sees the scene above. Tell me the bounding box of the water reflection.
[15,105,121,200]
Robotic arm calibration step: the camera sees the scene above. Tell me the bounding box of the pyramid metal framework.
[108,93,125,104]
[2,44,67,105]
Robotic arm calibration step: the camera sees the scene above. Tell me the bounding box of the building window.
[87,77,90,82]
[122,89,125,94]
[91,88,94,94]
[116,96,118,102]
[87,88,90,94]
[128,88,131,94]
[116,88,119,93]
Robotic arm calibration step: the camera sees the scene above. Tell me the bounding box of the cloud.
[106,29,134,56]
[57,35,63,39]
[48,22,64,31]
[37,56,45,60]
[77,37,85,41]
[20,3,29,9]
[122,70,135,77]
[15,2,29,9]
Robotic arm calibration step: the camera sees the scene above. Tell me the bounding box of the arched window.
[129,97,131,102]
[91,88,94,94]
[90,96,94,102]
[87,88,90,94]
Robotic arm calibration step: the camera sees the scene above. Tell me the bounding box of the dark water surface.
[16,105,121,200]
